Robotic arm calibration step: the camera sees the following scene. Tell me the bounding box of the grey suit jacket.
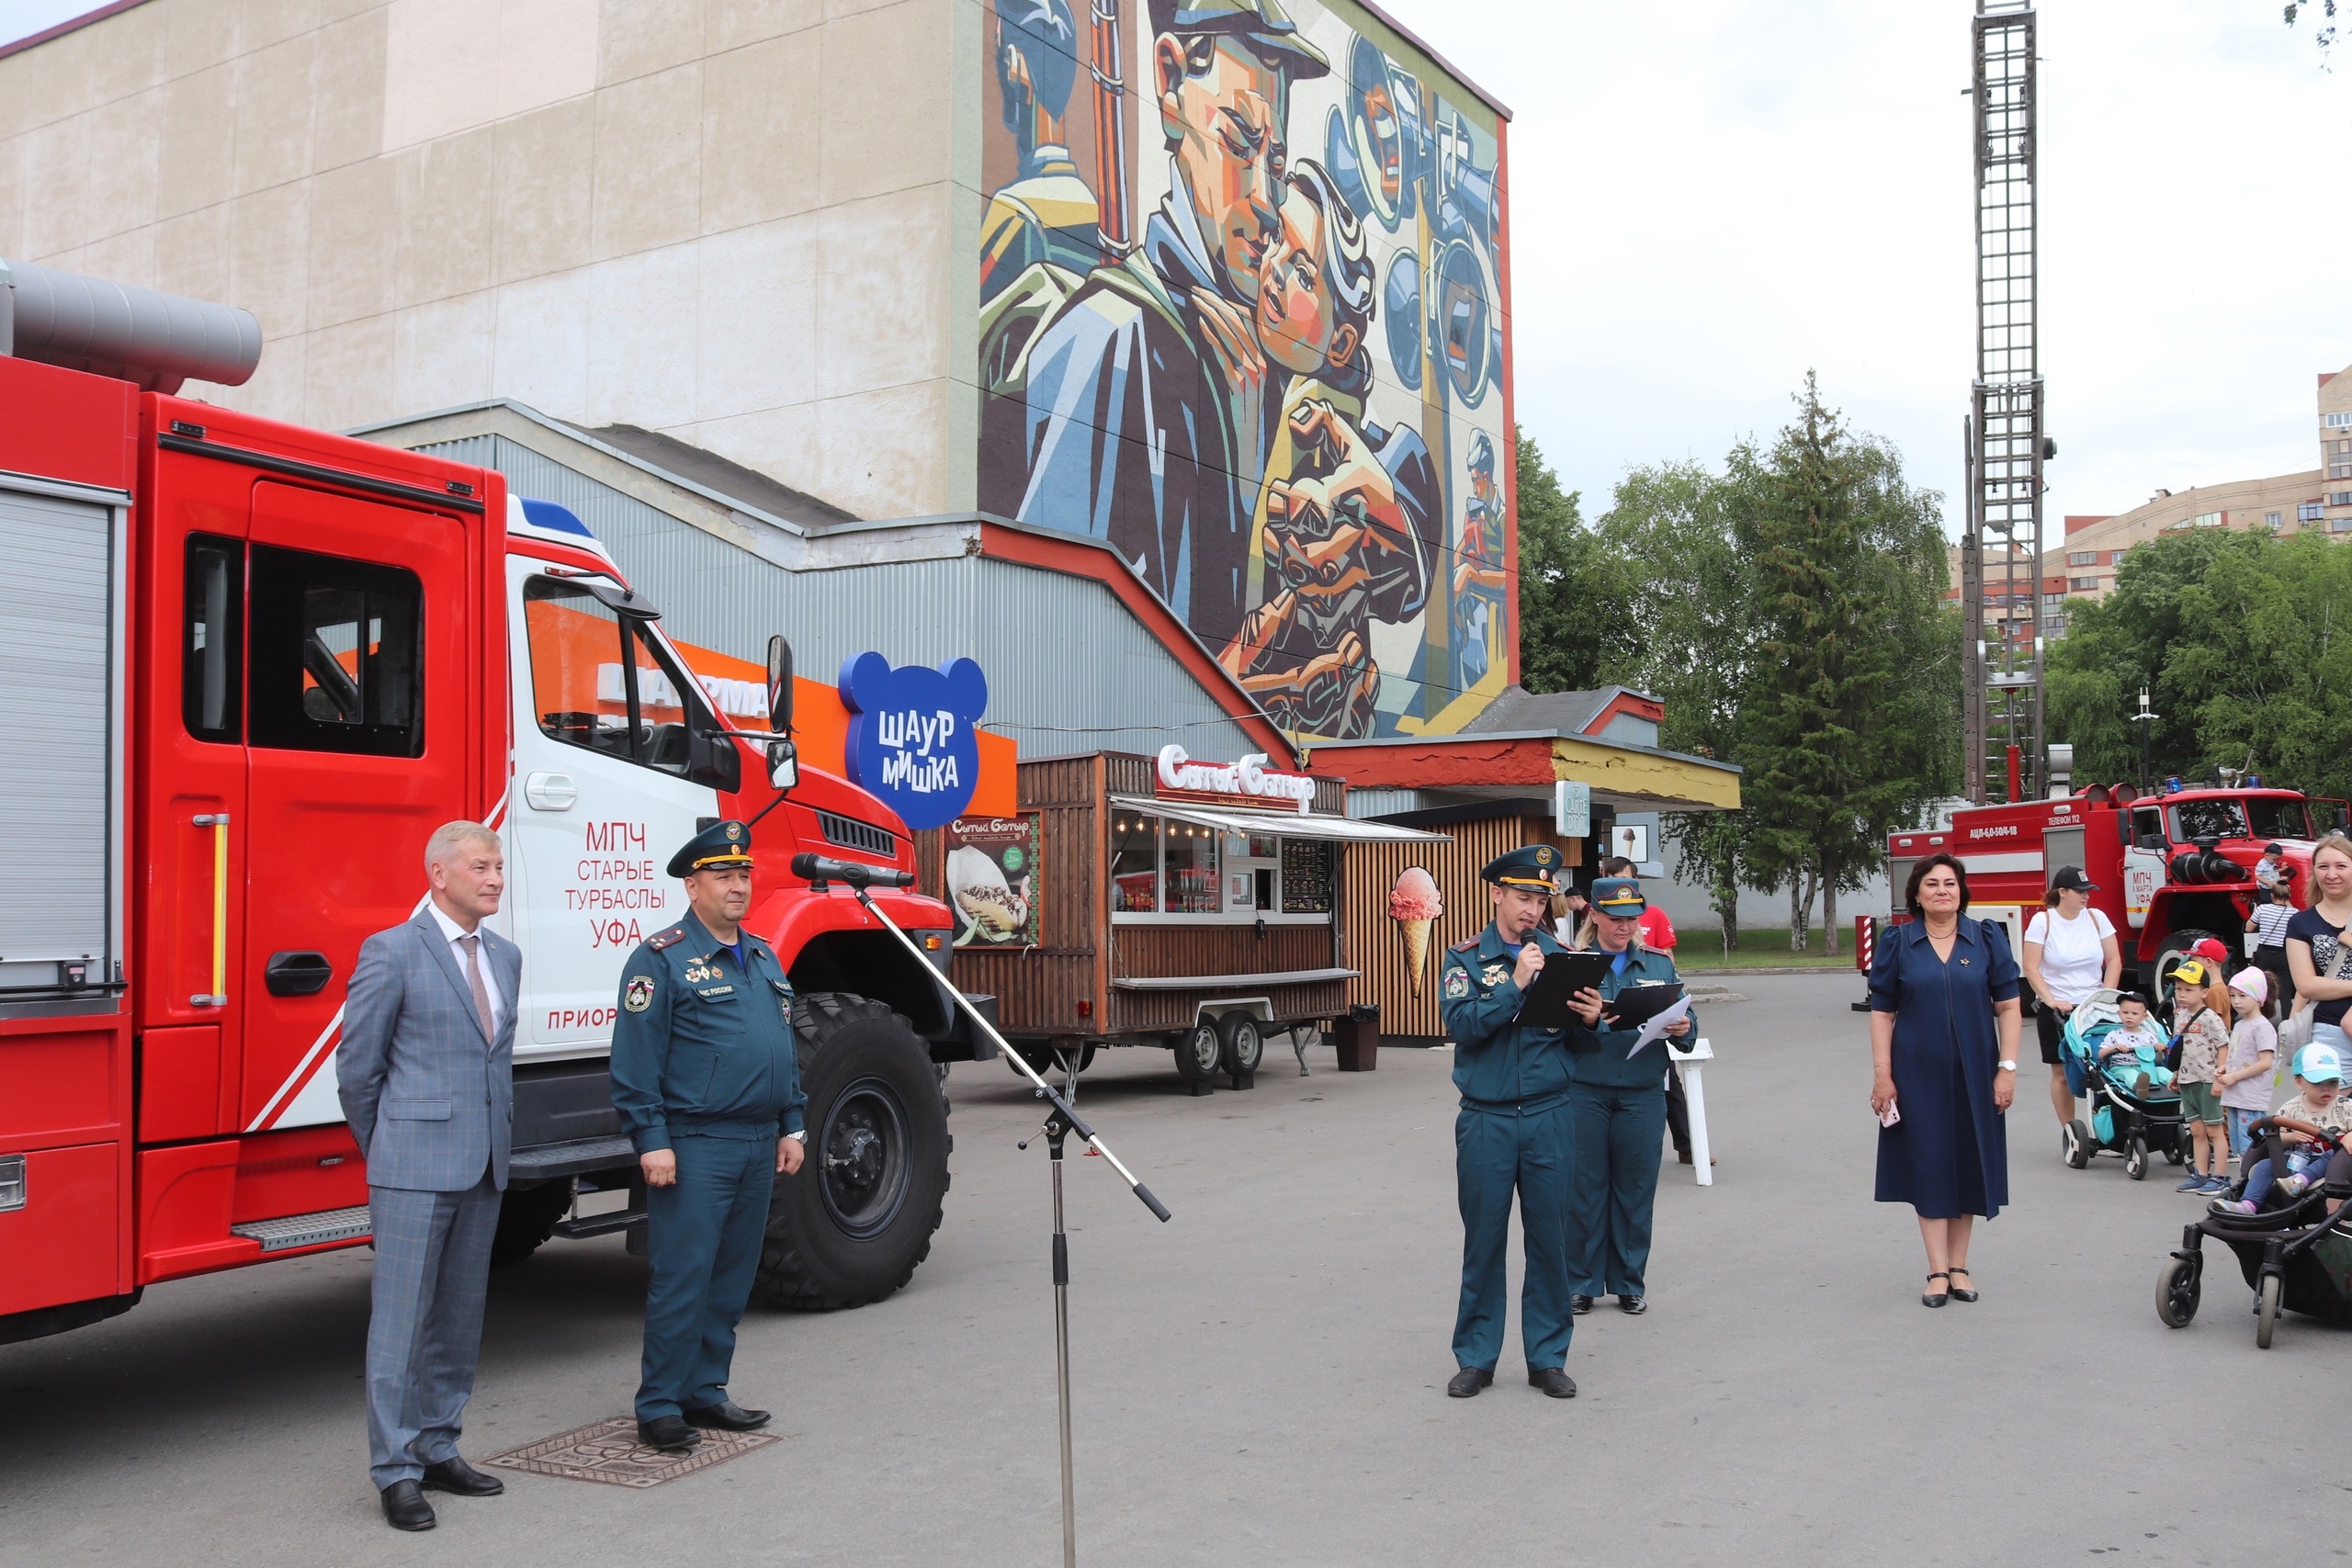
[337,910,523,1192]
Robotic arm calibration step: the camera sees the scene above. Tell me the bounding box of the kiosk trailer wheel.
[755,991,952,1310]
[1173,1018,1223,1086]
[1216,1012,1265,1077]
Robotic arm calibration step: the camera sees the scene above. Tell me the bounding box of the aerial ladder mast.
[1961,0,2049,804]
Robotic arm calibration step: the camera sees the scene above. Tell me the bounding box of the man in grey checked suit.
[338,820,523,1532]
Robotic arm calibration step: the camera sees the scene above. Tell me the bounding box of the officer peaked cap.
[669,819,755,878]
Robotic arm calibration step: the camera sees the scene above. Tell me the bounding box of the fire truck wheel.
[489,1179,574,1269]
[756,993,951,1311]
[2151,929,2227,1019]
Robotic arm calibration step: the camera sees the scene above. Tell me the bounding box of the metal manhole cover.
[482,1416,781,1488]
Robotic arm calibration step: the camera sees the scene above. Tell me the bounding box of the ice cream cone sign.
[1390,867,1443,997]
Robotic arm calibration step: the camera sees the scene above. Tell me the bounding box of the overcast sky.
[5,0,2346,537]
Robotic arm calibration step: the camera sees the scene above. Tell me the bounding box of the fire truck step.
[231,1204,373,1253]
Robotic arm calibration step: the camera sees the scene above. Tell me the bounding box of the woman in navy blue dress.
[1869,853,2023,1307]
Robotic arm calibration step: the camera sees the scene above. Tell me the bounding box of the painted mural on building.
[978,0,1510,740]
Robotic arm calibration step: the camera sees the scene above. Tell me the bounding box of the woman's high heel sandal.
[1922,1271,1950,1308]
[1946,1266,1978,1303]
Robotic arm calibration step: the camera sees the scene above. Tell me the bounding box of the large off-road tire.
[754,992,951,1311]
[2150,927,2226,1020]
[489,1179,573,1269]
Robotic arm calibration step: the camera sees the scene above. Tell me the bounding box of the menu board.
[1281,839,1335,913]
[944,815,1042,948]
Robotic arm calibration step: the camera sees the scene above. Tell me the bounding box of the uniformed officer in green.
[1562,877,1694,1316]
[610,819,808,1454]
[1439,844,1581,1400]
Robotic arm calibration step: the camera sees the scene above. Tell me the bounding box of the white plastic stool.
[1669,1036,1714,1187]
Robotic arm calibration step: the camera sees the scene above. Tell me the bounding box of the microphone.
[791,852,915,889]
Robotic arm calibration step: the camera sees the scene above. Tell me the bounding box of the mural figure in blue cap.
[977,0,1510,740]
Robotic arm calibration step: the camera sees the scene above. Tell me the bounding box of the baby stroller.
[2058,988,2191,1180]
[2155,1118,2352,1348]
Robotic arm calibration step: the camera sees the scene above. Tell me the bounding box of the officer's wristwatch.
[786,1130,807,1143]
[1996,1059,2018,1072]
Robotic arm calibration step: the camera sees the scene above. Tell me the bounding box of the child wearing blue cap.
[2210,1043,2352,1215]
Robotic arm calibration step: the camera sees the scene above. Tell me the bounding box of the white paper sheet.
[1625,995,1692,1058]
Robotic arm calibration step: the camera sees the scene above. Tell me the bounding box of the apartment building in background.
[1949,359,2352,637]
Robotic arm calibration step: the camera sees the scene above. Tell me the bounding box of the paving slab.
[2,973,2343,1566]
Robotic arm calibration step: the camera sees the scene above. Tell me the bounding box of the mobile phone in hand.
[1877,1100,1901,1128]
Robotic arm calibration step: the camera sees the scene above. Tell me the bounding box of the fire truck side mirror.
[766,635,794,736]
[767,738,799,794]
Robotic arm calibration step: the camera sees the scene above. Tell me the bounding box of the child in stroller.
[2211,1043,2352,1216]
[2093,989,2171,1094]
[2061,988,2188,1177]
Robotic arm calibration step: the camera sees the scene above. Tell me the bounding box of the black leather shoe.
[1528,1367,1577,1398]
[379,1480,435,1531]
[1569,1293,1594,1315]
[420,1455,504,1496]
[1616,1294,1646,1315]
[684,1400,771,1431]
[1445,1367,1494,1398]
[636,1415,702,1453]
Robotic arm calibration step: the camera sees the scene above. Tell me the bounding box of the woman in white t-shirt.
[2021,865,2122,1137]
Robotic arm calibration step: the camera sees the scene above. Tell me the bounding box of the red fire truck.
[0,270,977,1348]
[1886,784,2346,1000]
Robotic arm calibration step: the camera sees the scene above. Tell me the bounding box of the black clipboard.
[1603,981,1685,1027]
[1515,950,1614,1031]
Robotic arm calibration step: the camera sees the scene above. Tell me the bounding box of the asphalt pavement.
[4,973,2346,1567]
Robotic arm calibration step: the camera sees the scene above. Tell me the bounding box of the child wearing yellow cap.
[2165,958,2234,1194]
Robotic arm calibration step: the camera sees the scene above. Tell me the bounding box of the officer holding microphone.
[1439,845,1581,1400]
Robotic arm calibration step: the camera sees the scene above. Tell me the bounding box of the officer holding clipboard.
[1438,845,1589,1400]
[1561,877,1693,1316]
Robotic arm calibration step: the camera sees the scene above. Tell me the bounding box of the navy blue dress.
[1868,916,2018,1220]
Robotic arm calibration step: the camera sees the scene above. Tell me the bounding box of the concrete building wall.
[0,0,970,523]
[413,426,1264,760]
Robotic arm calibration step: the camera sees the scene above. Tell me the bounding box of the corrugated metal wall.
[420,434,1261,761]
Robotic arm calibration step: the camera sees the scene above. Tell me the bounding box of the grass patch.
[1668,927,1860,971]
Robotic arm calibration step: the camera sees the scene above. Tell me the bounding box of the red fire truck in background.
[1886,783,2346,1001]
[0,263,978,1348]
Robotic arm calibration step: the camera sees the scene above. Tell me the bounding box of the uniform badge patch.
[1443,967,1471,999]
[1482,964,1509,987]
[624,976,655,1012]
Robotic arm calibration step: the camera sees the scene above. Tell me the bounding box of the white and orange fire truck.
[0,263,979,1348]
[1885,783,2346,998]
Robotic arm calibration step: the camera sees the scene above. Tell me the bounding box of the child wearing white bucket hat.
[2219,968,2279,1161]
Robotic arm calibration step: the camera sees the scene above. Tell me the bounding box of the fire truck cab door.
[506,559,717,1060]
[2121,804,2167,931]
[241,482,473,1131]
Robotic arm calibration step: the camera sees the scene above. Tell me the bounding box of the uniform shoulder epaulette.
[647,924,687,951]
[1450,937,1479,953]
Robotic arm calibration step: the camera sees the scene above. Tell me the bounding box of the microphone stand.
[794,854,1169,1568]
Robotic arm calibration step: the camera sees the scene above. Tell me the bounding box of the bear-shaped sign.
[838,651,988,831]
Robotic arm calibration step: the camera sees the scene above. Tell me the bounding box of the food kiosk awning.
[1107,796,1451,843]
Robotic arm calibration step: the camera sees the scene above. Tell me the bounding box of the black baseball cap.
[2051,865,2097,894]
[2266,841,2285,854]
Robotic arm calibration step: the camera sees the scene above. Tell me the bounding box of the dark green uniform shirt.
[610,911,808,1152]
[1564,943,1696,1090]
[1439,921,1577,1108]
